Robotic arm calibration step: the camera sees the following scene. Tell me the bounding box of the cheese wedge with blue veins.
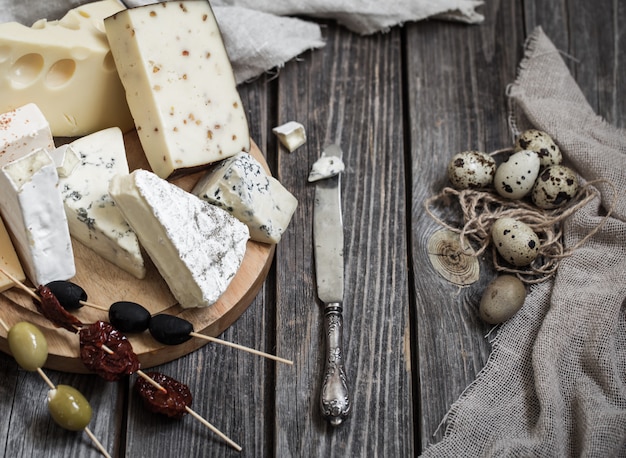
[109,169,249,309]
[0,0,133,137]
[193,152,298,244]
[0,148,75,285]
[56,127,145,279]
[104,0,250,179]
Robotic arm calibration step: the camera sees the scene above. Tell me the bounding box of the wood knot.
[427,229,480,286]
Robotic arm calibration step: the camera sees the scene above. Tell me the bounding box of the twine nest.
[424,179,616,284]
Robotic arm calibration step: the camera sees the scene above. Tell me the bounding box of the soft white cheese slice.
[308,153,346,182]
[104,1,250,179]
[0,0,133,137]
[57,128,145,279]
[0,215,26,292]
[193,152,298,244]
[0,104,54,168]
[109,169,249,309]
[272,121,307,152]
[0,148,75,285]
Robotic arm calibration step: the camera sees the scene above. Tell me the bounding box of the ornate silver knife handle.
[320,302,350,425]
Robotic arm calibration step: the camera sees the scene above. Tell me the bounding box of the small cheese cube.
[193,152,298,244]
[0,215,26,292]
[0,148,75,285]
[0,104,54,168]
[272,121,307,152]
[105,1,250,179]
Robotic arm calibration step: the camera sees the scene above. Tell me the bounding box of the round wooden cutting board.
[0,131,275,373]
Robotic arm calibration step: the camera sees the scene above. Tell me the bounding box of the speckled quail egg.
[479,275,527,324]
[491,217,540,267]
[446,150,496,189]
[493,150,541,199]
[531,165,579,209]
[515,129,562,167]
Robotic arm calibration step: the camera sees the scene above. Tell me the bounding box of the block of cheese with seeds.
[0,0,133,137]
[57,127,145,279]
[109,169,249,309]
[105,1,250,179]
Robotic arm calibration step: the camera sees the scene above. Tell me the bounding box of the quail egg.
[493,150,540,199]
[491,217,540,267]
[515,129,562,167]
[531,165,579,209]
[446,150,496,189]
[479,275,526,324]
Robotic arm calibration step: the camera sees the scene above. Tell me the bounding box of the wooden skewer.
[134,370,241,451]
[1,268,240,451]
[189,332,293,365]
[0,316,112,458]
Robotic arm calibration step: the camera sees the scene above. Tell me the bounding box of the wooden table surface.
[1,1,624,457]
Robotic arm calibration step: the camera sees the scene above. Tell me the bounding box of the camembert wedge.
[109,169,249,309]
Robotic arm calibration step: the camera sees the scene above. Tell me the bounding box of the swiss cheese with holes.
[0,0,133,137]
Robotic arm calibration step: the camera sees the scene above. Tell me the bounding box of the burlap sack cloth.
[422,26,626,457]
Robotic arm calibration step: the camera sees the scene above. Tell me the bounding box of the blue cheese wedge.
[104,1,250,179]
[0,104,54,168]
[0,148,75,285]
[193,152,297,244]
[109,169,249,309]
[57,128,145,279]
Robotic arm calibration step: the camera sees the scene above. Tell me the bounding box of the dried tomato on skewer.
[79,321,140,381]
[34,285,83,333]
[134,372,192,419]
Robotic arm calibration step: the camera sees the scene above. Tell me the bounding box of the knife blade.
[313,144,350,426]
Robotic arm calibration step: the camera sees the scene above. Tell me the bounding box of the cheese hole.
[102,51,116,72]
[10,53,44,86]
[46,59,76,87]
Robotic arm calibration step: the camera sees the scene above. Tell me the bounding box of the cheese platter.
[0,130,275,373]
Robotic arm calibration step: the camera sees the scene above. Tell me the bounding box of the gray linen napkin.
[1,0,483,83]
[422,26,626,458]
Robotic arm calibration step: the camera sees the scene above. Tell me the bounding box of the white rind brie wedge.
[0,148,75,285]
[109,169,249,309]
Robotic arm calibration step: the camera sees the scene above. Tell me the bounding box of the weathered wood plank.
[409,0,625,452]
[406,2,524,450]
[274,23,413,457]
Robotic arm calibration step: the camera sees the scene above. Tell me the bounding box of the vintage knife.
[313,144,350,426]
